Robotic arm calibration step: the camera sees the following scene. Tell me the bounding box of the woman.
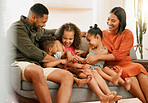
[85,7,148,103]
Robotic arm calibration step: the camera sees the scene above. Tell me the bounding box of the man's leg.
[47,69,73,103]
[24,64,52,103]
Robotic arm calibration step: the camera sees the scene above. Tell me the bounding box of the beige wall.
[4,0,148,59]
[34,0,94,31]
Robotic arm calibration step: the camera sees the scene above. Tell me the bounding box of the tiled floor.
[79,98,142,103]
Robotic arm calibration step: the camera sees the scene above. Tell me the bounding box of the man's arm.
[8,24,48,63]
[42,54,59,63]
[43,58,67,68]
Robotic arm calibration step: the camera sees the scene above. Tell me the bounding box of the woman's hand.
[83,54,99,65]
[111,66,122,74]
[111,66,122,70]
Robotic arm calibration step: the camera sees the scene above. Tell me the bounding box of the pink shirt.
[63,45,76,70]
[63,45,76,56]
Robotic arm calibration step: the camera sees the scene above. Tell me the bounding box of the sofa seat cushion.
[22,80,60,91]
[21,79,120,91]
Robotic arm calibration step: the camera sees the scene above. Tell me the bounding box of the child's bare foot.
[109,91,117,96]
[86,74,92,81]
[109,95,122,103]
[100,94,114,103]
[111,68,122,85]
[75,77,92,88]
[124,78,131,91]
[108,91,122,103]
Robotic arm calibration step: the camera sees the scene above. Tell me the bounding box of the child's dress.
[87,46,107,70]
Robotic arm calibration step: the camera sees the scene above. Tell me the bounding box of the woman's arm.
[84,53,115,65]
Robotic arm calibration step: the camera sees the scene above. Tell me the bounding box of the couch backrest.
[80,37,137,60]
[130,47,137,60]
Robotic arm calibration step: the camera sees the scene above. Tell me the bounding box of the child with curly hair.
[55,23,91,70]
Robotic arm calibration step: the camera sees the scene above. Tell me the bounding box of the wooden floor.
[79,98,142,103]
[5,93,142,103]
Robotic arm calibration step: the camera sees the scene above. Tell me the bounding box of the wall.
[0,0,34,102]
[34,0,94,31]
[3,0,34,35]
[143,29,148,59]
[93,0,124,30]
[33,0,124,31]
[124,0,148,59]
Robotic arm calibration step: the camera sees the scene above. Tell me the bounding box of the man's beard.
[33,22,38,31]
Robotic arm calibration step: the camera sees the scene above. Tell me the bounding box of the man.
[7,3,73,103]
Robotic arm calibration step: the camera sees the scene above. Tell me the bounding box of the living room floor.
[79,98,142,103]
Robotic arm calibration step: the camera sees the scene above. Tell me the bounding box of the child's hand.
[81,32,87,37]
[82,64,92,70]
[67,55,78,63]
[55,40,64,52]
[73,55,79,63]
[75,50,85,55]
[77,57,85,63]
[60,59,67,65]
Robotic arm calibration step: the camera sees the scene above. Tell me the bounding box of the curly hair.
[39,35,56,52]
[56,23,81,49]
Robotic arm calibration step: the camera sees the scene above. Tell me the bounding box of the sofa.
[11,37,148,103]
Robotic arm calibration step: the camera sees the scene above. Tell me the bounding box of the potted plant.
[134,0,147,59]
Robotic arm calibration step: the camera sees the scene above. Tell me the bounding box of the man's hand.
[60,59,67,65]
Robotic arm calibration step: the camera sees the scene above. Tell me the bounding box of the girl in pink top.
[56,23,91,70]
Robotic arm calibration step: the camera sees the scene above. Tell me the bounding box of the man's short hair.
[30,3,49,17]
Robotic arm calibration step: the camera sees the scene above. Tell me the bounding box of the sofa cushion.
[22,81,92,91]
[22,79,120,91]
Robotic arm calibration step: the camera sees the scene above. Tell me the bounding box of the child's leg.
[73,77,91,88]
[102,67,131,91]
[68,67,92,80]
[68,67,86,78]
[96,67,122,85]
[91,70,122,103]
[83,69,114,103]
[77,71,92,80]
[92,69,111,94]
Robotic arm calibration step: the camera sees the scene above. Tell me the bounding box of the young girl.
[56,22,122,102]
[79,24,131,91]
[56,23,92,70]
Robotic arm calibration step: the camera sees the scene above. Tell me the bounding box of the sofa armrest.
[133,59,148,71]
[11,66,22,93]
